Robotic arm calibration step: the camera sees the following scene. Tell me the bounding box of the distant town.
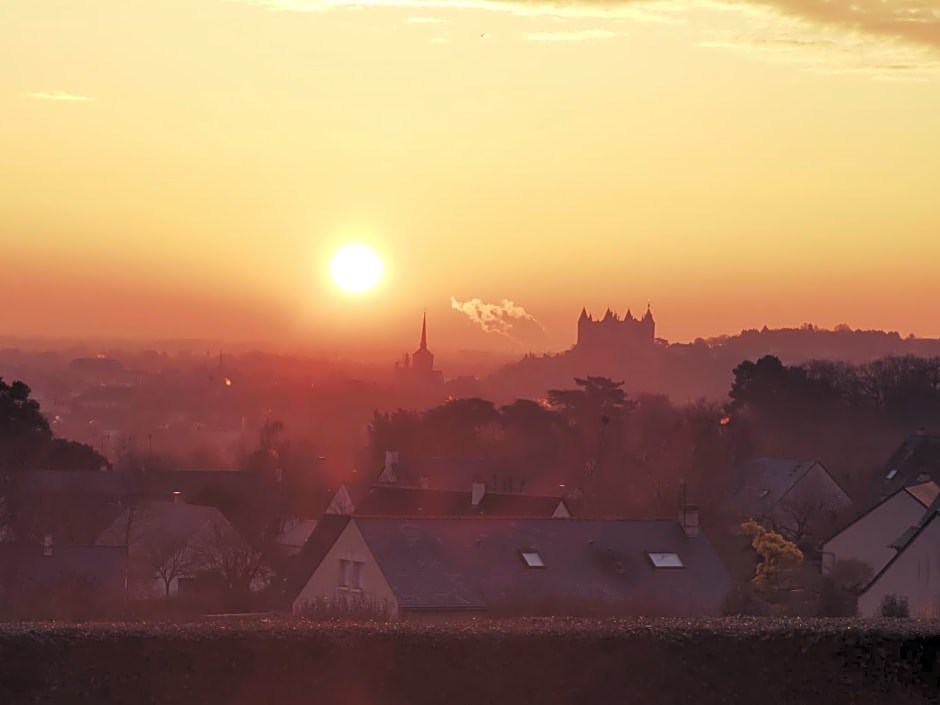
[3,307,940,621]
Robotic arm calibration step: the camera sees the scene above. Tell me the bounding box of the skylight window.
[520,550,545,568]
[886,469,898,480]
[646,552,684,569]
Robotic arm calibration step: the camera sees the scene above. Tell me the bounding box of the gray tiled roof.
[1,544,127,597]
[880,434,940,494]
[354,518,731,615]
[727,457,822,518]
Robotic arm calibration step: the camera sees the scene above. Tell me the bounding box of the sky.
[2,0,940,357]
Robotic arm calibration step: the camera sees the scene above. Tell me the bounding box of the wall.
[291,520,398,614]
[822,491,925,577]
[770,463,853,537]
[858,517,940,618]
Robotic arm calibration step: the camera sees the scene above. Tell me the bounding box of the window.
[520,550,545,568]
[646,552,684,569]
[886,469,898,480]
[339,559,365,589]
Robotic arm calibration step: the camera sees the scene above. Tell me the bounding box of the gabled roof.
[727,457,824,517]
[860,507,940,596]
[354,518,731,614]
[95,500,231,547]
[821,481,939,548]
[280,514,351,605]
[0,544,127,597]
[353,485,566,518]
[879,433,940,493]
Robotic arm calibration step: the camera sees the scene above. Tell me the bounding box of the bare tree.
[196,521,271,607]
[143,533,198,597]
[774,488,841,546]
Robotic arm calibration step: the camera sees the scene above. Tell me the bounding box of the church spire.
[419,312,428,350]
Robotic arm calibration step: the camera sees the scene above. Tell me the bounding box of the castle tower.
[642,303,655,341]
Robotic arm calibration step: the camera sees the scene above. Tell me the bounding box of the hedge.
[0,617,937,705]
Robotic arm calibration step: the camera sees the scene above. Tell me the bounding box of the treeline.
[369,354,940,517]
[367,376,743,518]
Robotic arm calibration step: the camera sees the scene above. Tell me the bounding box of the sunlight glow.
[329,244,383,293]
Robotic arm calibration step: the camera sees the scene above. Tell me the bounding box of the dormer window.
[646,552,684,569]
[520,550,545,568]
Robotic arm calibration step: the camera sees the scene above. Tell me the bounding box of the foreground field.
[1,617,937,705]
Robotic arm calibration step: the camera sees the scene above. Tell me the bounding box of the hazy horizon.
[3,0,939,355]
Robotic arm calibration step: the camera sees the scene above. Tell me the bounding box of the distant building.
[576,304,655,351]
[394,313,444,386]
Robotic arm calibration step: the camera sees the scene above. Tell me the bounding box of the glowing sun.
[330,244,383,293]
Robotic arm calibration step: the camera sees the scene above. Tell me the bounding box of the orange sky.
[2,0,939,357]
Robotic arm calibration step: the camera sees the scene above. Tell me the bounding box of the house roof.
[0,543,128,596]
[879,433,940,493]
[820,481,939,548]
[903,480,940,509]
[95,499,232,547]
[353,485,565,518]
[376,456,519,492]
[281,514,352,605]
[22,470,135,495]
[726,457,824,518]
[860,507,940,596]
[353,518,731,614]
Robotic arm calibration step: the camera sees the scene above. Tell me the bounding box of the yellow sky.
[2,0,939,355]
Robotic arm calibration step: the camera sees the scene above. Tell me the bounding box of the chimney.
[172,490,183,504]
[471,481,486,508]
[418,476,430,490]
[43,534,53,557]
[678,505,700,538]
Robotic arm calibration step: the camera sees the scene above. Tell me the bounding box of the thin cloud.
[524,28,623,41]
[230,0,940,52]
[451,296,545,343]
[428,36,451,42]
[404,15,449,22]
[27,91,95,102]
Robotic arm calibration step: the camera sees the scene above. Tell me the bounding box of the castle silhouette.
[576,304,656,350]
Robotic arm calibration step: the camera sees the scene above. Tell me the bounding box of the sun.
[329,244,383,293]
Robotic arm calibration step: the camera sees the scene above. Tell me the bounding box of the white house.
[282,512,731,620]
[857,507,940,618]
[821,481,939,578]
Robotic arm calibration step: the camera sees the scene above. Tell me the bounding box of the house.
[725,457,852,541]
[283,508,731,619]
[856,498,940,618]
[342,481,571,519]
[376,451,523,493]
[0,538,127,614]
[275,518,319,558]
[821,481,939,578]
[877,430,940,497]
[95,496,244,598]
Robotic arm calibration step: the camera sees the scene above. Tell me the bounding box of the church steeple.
[419,312,428,350]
